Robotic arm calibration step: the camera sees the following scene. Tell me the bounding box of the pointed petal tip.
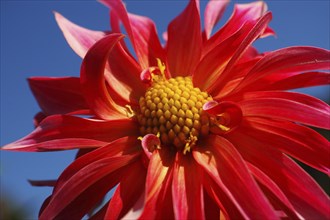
[1,143,35,152]
[53,10,60,18]
[53,11,66,26]
[53,11,108,58]
[80,33,129,120]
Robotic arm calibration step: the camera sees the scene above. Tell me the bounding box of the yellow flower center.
[137,75,212,153]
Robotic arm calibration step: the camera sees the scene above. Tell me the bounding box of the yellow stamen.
[218,124,230,132]
[210,114,231,132]
[156,58,166,77]
[125,105,134,117]
[183,133,198,155]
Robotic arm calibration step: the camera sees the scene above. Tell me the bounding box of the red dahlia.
[3,0,330,219]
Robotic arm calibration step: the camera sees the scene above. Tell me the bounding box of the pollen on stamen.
[137,73,213,153]
[125,105,135,117]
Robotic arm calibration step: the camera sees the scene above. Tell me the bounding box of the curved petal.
[167,0,202,77]
[54,12,106,58]
[4,138,107,152]
[33,112,47,127]
[105,161,146,220]
[203,188,220,220]
[244,117,330,174]
[127,12,166,68]
[105,42,146,104]
[121,188,145,220]
[55,136,141,186]
[203,101,243,134]
[100,0,165,69]
[232,71,330,94]
[239,91,330,129]
[39,196,52,218]
[261,71,330,91]
[80,33,128,120]
[212,57,262,99]
[2,115,139,151]
[172,152,204,220]
[207,13,273,95]
[88,201,109,220]
[75,148,94,159]
[39,154,139,220]
[203,0,229,39]
[193,13,272,91]
[203,1,274,55]
[202,172,246,219]
[194,24,248,90]
[109,9,129,50]
[239,46,261,62]
[28,179,56,187]
[247,163,302,219]
[138,149,175,220]
[28,77,90,115]
[39,137,141,219]
[232,47,330,94]
[193,135,277,219]
[226,130,330,219]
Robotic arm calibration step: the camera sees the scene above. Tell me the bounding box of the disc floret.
[137,74,212,153]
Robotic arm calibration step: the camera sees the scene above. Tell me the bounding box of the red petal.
[203,101,243,134]
[227,130,330,219]
[28,77,90,115]
[208,13,273,95]
[203,188,220,220]
[105,42,146,104]
[239,91,330,129]
[167,0,202,77]
[244,117,330,174]
[194,25,247,90]
[139,133,161,159]
[138,149,175,219]
[80,33,129,120]
[75,148,94,159]
[109,9,130,53]
[2,115,138,151]
[239,46,261,62]
[54,12,106,58]
[234,71,330,93]
[203,0,229,39]
[127,13,166,68]
[40,154,139,220]
[33,112,47,127]
[88,201,109,220]
[233,47,330,93]
[263,71,330,91]
[121,189,145,219]
[193,135,277,219]
[193,13,272,91]
[56,136,141,187]
[202,172,246,219]
[212,57,262,99]
[172,152,204,220]
[39,137,141,219]
[100,0,165,69]
[203,1,273,55]
[247,163,302,219]
[105,161,146,219]
[28,179,56,187]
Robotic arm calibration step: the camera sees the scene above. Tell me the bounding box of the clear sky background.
[1,0,329,219]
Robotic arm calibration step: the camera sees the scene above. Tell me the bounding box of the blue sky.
[1,0,329,218]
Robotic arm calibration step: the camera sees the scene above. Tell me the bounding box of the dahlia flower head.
[3,0,330,219]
